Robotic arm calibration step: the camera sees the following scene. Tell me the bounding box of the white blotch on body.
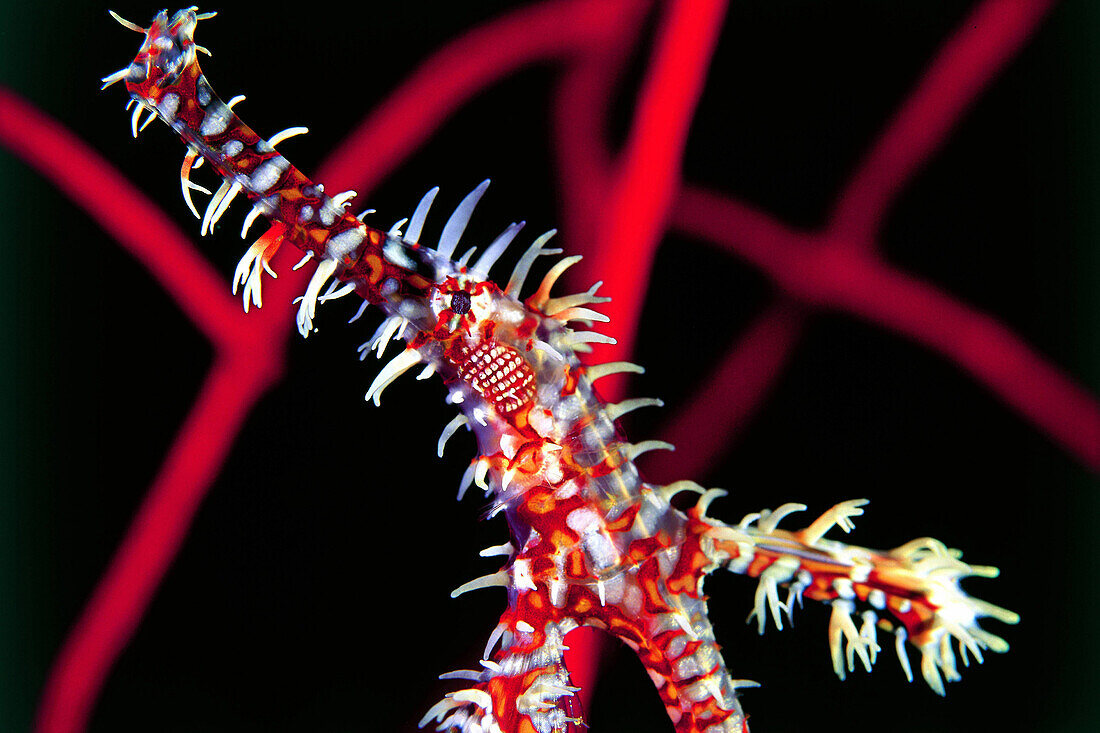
[250,156,288,193]
[326,227,365,261]
[157,93,179,122]
[221,139,244,157]
[199,102,231,136]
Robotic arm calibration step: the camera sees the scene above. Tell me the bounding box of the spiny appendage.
[104,8,382,328]
[446,477,753,733]
[435,529,751,733]
[423,618,581,733]
[348,182,622,416]
[295,178,536,341]
[425,620,582,733]
[691,495,1018,695]
[602,539,752,733]
[425,552,583,733]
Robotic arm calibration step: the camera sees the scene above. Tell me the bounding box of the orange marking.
[364,254,383,284]
[641,577,666,609]
[605,504,639,532]
[560,365,581,397]
[741,555,765,578]
[566,550,586,578]
[522,669,546,688]
[666,568,697,595]
[609,616,645,644]
[589,450,625,478]
[526,492,556,514]
[550,530,575,549]
[513,403,532,431]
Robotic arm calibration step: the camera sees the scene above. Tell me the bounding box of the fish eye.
[450,290,472,315]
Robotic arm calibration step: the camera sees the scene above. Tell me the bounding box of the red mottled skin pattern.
[114,9,432,305]
[102,9,1021,733]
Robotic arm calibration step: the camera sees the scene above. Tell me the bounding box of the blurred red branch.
[638,0,1097,480]
[0,88,245,346]
[322,0,643,195]
[831,0,1058,247]
[648,300,807,483]
[0,87,295,733]
[579,0,728,397]
[672,185,1100,470]
[1,0,1095,731]
[33,357,279,733]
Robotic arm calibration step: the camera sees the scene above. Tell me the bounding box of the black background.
[1,1,1097,731]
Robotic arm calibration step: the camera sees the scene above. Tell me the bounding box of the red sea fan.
[0,1,1097,731]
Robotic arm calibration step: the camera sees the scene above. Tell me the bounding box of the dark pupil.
[450,291,472,315]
